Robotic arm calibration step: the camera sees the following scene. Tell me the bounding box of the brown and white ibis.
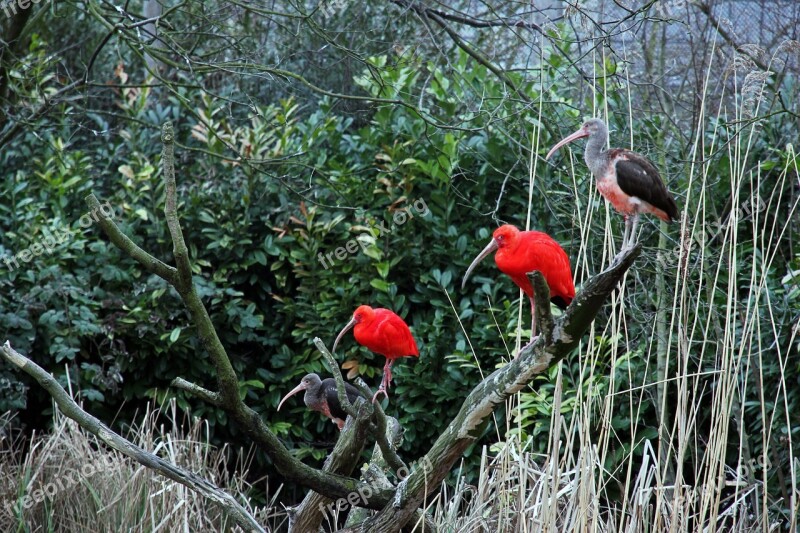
[546,118,678,253]
[462,224,575,347]
[277,373,363,430]
[332,305,419,403]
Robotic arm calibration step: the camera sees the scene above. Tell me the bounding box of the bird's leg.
[613,215,634,265]
[627,213,641,248]
[621,215,631,250]
[372,359,393,403]
[517,296,540,357]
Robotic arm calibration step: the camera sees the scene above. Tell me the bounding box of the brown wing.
[613,150,679,222]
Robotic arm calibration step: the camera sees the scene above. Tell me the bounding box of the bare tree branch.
[85,122,396,511]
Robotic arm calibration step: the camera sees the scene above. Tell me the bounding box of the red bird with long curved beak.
[546,118,678,254]
[332,305,419,403]
[462,224,575,348]
[277,373,363,430]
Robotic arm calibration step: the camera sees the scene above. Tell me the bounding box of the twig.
[314,337,358,419]
[85,194,177,283]
[390,0,543,32]
[171,377,223,407]
[370,401,408,476]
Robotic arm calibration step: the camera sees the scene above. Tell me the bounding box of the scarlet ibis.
[332,305,419,403]
[462,224,575,343]
[277,373,363,430]
[546,118,678,251]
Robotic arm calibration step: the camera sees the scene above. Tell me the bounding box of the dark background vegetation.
[1,0,798,528]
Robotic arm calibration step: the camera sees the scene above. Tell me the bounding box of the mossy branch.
[172,377,223,407]
[315,337,358,419]
[290,398,373,531]
[315,337,407,475]
[82,123,396,512]
[160,122,192,292]
[528,270,554,345]
[85,194,176,283]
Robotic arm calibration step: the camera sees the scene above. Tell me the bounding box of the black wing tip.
[551,296,571,311]
[665,195,679,222]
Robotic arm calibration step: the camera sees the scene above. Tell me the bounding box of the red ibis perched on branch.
[546,118,678,253]
[462,224,575,347]
[277,373,363,430]
[332,305,419,403]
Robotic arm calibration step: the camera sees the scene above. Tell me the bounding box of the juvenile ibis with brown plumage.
[546,118,678,253]
[278,373,363,430]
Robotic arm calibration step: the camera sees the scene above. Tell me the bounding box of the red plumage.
[353,307,419,361]
[462,224,575,351]
[332,305,418,402]
[492,227,575,309]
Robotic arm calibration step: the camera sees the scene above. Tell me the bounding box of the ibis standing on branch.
[462,224,575,347]
[332,305,419,403]
[546,118,678,254]
[277,373,364,430]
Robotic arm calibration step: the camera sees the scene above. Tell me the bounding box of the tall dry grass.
[0,399,287,532]
[422,41,799,533]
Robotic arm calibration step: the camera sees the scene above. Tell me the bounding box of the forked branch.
[85,122,395,511]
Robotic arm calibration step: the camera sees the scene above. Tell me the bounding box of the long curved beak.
[332,317,357,354]
[545,127,590,160]
[277,382,308,411]
[462,239,499,289]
